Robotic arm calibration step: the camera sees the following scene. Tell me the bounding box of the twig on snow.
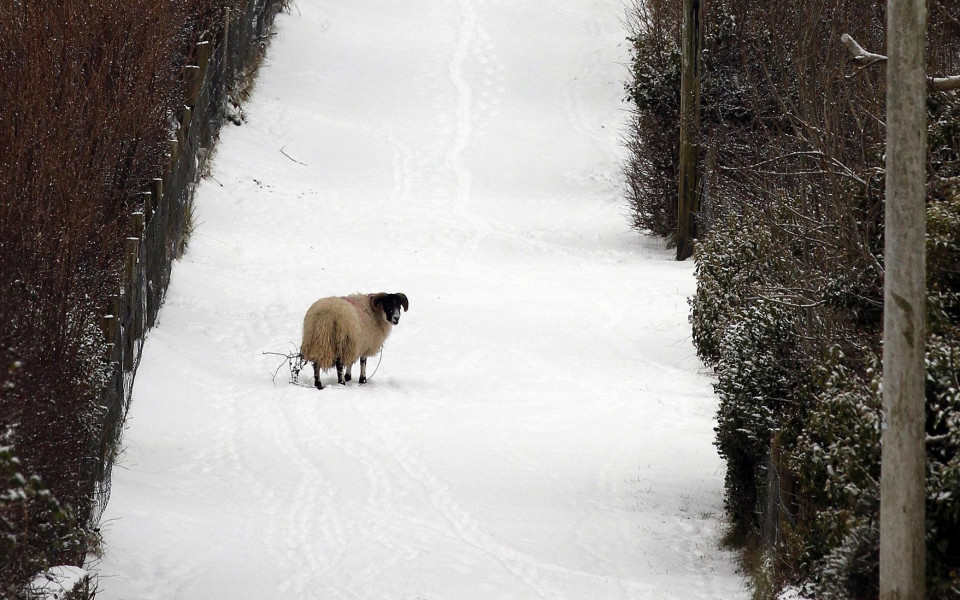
[279,146,308,167]
[263,348,307,386]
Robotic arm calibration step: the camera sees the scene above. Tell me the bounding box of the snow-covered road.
[95,1,746,598]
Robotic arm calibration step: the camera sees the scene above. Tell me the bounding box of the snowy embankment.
[95,1,746,598]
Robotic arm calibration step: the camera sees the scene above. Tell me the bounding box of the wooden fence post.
[151,178,163,207]
[122,237,140,372]
[169,138,180,171]
[100,313,117,350]
[141,191,154,222]
[225,7,232,66]
[132,211,145,238]
[196,40,212,79]
[110,293,124,367]
[676,0,703,261]
[179,107,192,147]
[124,238,140,285]
[184,65,202,108]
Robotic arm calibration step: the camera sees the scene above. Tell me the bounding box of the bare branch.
[933,0,960,33]
[840,33,960,91]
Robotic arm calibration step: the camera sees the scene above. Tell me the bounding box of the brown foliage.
[0,0,236,591]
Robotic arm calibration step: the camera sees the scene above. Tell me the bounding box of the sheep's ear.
[396,293,408,312]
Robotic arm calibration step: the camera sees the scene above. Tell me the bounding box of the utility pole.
[676,0,702,261]
[881,0,927,597]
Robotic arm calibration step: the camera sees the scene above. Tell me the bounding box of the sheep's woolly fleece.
[300,293,399,371]
[94,1,747,599]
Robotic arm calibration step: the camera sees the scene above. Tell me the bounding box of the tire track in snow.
[385,130,414,206]
[195,388,329,600]
[447,0,477,210]
[527,0,624,200]
[268,402,355,600]
[339,435,425,568]
[362,407,664,599]
[273,399,432,599]
[352,404,566,599]
[441,0,510,269]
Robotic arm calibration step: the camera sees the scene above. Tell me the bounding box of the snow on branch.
[840,33,960,91]
[840,33,887,66]
[930,74,960,92]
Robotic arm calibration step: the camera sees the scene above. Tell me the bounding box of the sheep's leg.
[344,362,352,382]
[312,361,323,390]
[335,358,346,385]
[358,357,368,384]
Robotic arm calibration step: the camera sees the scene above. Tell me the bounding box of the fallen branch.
[279,146,308,167]
[840,33,960,91]
[263,346,307,385]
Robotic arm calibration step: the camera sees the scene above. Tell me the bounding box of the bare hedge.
[0,0,267,595]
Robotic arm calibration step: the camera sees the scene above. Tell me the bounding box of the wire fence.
[86,0,286,527]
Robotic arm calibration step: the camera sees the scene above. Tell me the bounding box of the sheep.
[300,292,409,389]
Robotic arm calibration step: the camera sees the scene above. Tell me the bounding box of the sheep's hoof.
[359,376,367,384]
[314,381,323,390]
[344,373,352,382]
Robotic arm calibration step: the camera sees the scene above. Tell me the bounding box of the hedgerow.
[624,0,960,596]
[0,0,240,594]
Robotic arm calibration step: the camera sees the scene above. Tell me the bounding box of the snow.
[94,1,746,599]
[28,566,89,600]
[778,587,813,600]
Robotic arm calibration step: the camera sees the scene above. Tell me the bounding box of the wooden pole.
[167,138,179,179]
[196,40,212,77]
[881,0,927,597]
[141,191,154,222]
[184,65,202,107]
[224,7,232,82]
[677,0,702,261]
[179,107,192,146]
[132,211,145,237]
[151,178,163,205]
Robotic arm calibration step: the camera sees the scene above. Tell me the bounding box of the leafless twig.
[263,350,306,385]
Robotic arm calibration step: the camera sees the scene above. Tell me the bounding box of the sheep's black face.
[375,292,409,325]
[386,305,402,325]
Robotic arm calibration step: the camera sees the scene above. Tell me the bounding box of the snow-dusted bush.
[622,0,680,238]
[785,334,960,600]
[923,334,960,597]
[928,194,960,332]
[1,436,85,600]
[690,209,774,365]
[788,353,882,599]
[693,194,960,599]
[713,298,807,538]
[813,520,880,600]
[689,208,806,540]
